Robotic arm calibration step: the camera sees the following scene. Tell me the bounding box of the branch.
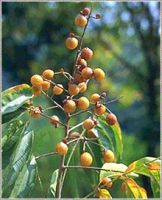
[35,152,58,160]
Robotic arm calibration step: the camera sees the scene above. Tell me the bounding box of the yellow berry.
[78,82,87,93]
[91,93,100,103]
[74,73,85,83]
[65,37,78,50]
[77,97,89,110]
[50,115,60,126]
[56,142,68,155]
[93,68,105,81]
[83,119,95,130]
[94,104,106,115]
[31,75,43,87]
[41,81,50,91]
[53,84,64,95]
[80,152,93,166]
[64,100,76,113]
[42,69,54,80]
[32,86,42,96]
[81,67,93,80]
[101,177,113,188]
[103,150,115,163]
[106,113,117,126]
[69,132,80,139]
[77,58,87,67]
[75,15,87,28]
[68,83,80,96]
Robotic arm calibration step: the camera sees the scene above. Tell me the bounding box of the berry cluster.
[29,7,118,194]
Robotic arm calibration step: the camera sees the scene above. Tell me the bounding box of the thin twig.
[35,152,58,160]
[68,122,83,132]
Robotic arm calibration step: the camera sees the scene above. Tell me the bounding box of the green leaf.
[2,84,32,123]
[126,157,160,197]
[48,169,59,197]
[100,163,138,181]
[10,156,37,197]
[121,178,147,198]
[2,119,28,170]
[3,122,33,192]
[97,117,123,161]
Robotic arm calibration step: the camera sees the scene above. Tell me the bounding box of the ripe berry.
[74,73,85,83]
[69,132,80,139]
[101,177,113,188]
[83,119,95,130]
[53,84,64,95]
[50,115,60,126]
[82,7,91,16]
[81,47,93,60]
[56,142,68,155]
[41,81,50,91]
[68,83,80,96]
[93,68,105,81]
[63,100,76,113]
[77,58,87,67]
[42,69,54,80]
[94,104,106,115]
[75,15,87,28]
[65,37,78,50]
[77,97,89,110]
[91,93,100,103]
[87,129,96,138]
[106,113,117,126]
[31,75,43,87]
[78,82,87,93]
[32,86,42,96]
[81,67,93,80]
[103,150,115,163]
[80,152,93,166]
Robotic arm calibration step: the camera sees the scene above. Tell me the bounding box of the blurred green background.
[2,1,160,198]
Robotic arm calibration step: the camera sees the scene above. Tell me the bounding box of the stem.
[55,114,70,198]
[68,121,83,132]
[35,152,58,160]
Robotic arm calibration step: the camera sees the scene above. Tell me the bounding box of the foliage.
[2,2,160,199]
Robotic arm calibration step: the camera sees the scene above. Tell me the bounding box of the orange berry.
[77,97,89,110]
[31,75,43,87]
[83,119,95,130]
[93,68,105,81]
[69,132,80,139]
[56,142,68,155]
[42,69,54,80]
[80,152,93,166]
[77,58,87,67]
[81,67,93,80]
[91,93,100,103]
[87,129,96,138]
[101,177,113,188]
[32,86,42,96]
[64,100,76,113]
[75,15,87,27]
[94,104,106,115]
[82,7,91,16]
[81,47,93,60]
[41,81,50,91]
[68,83,80,96]
[53,84,64,95]
[78,82,87,93]
[50,115,60,126]
[65,37,78,50]
[106,113,117,126]
[103,150,115,163]
[74,73,85,83]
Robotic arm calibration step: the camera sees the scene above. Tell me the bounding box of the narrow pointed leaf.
[48,169,59,197]
[10,156,37,197]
